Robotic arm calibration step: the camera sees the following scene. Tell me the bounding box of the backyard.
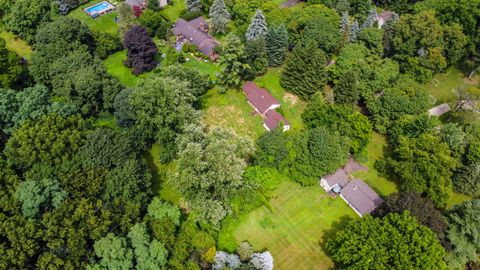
[0,31,33,59]
[68,0,119,35]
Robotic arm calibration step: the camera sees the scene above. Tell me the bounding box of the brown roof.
[322,168,348,188]
[264,110,289,130]
[171,18,218,56]
[377,11,395,21]
[341,179,383,216]
[243,81,280,115]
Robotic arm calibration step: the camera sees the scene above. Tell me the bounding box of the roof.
[171,18,218,56]
[428,103,451,116]
[243,81,280,115]
[125,0,146,7]
[322,169,348,188]
[265,110,289,130]
[340,179,383,216]
[377,11,395,21]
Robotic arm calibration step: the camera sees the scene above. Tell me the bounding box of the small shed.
[428,103,451,117]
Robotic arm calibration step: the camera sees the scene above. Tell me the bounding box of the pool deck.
[84,1,116,18]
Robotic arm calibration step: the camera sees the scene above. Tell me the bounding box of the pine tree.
[361,8,378,29]
[244,37,268,79]
[335,0,350,14]
[185,0,202,13]
[209,0,230,34]
[349,20,359,42]
[266,24,289,67]
[382,13,399,55]
[280,43,328,100]
[245,9,268,41]
[339,12,350,34]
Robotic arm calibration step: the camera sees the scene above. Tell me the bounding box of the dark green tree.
[280,43,328,100]
[209,0,230,34]
[0,38,22,89]
[185,0,202,12]
[265,24,288,67]
[454,163,480,197]
[244,38,268,79]
[217,33,250,88]
[4,0,52,42]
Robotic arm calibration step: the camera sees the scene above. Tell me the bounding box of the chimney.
[353,184,358,191]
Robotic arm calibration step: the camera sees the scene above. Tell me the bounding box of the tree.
[138,10,166,37]
[387,133,459,207]
[5,113,87,170]
[185,0,202,13]
[334,70,360,105]
[128,223,168,269]
[147,197,181,226]
[442,23,468,66]
[0,38,22,89]
[254,129,288,168]
[209,0,230,34]
[326,212,447,269]
[147,0,160,11]
[114,88,135,127]
[265,25,288,67]
[250,252,273,270]
[124,26,158,75]
[280,43,328,100]
[446,200,480,268]
[348,20,359,42]
[373,192,448,246]
[246,9,268,41]
[454,163,480,197]
[175,124,254,225]
[129,75,199,161]
[360,8,377,29]
[236,242,253,262]
[213,251,241,270]
[217,33,250,88]
[15,178,67,219]
[244,38,268,79]
[118,3,137,41]
[4,0,52,42]
[88,233,133,270]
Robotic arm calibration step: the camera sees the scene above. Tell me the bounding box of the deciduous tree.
[124,26,158,75]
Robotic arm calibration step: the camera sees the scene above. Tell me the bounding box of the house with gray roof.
[320,168,348,193]
[340,179,384,217]
[171,17,219,60]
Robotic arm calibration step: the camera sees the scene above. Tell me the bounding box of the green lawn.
[231,181,357,270]
[353,132,398,197]
[254,68,306,131]
[160,0,185,22]
[183,56,220,79]
[0,31,33,60]
[423,68,478,104]
[69,0,119,35]
[201,87,265,140]
[103,50,153,87]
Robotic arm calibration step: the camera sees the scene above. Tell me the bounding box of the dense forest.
[0,0,479,269]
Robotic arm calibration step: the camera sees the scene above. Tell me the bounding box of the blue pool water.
[86,2,113,15]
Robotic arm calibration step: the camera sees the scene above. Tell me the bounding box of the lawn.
[422,68,478,104]
[231,181,357,270]
[201,87,266,140]
[103,50,153,87]
[182,56,220,79]
[160,0,185,22]
[69,0,119,35]
[0,31,33,60]
[254,68,306,131]
[352,132,398,197]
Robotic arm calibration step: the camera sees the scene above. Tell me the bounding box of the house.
[171,17,219,60]
[340,179,384,217]
[125,0,167,8]
[243,82,290,132]
[376,11,395,28]
[320,168,348,193]
[428,103,451,117]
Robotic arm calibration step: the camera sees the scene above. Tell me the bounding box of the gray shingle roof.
[322,169,348,188]
[171,17,218,56]
[340,179,383,216]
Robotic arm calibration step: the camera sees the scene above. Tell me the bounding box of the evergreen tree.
[217,33,250,88]
[361,8,378,29]
[382,13,399,55]
[244,37,268,79]
[147,0,160,11]
[334,69,360,104]
[208,0,230,34]
[265,24,289,67]
[185,0,202,13]
[349,20,359,42]
[335,0,350,14]
[245,9,267,41]
[339,12,350,34]
[280,43,328,100]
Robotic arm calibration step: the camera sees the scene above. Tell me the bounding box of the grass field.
[160,0,185,22]
[353,132,398,197]
[103,50,154,87]
[232,181,357,270]
[69,0,119,35]
[0,31,33,60]
[423,68,479,104]
[201,87,266,139]
[254,68,306,131]
[183,56,220,79]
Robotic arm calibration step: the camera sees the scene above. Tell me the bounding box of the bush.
[182,43,199,53]
[180,10,203,21]
[93,31,122,59]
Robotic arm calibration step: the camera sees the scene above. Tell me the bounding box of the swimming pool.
[85,1,115,18]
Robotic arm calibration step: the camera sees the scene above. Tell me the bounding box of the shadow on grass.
[143,149,161,196]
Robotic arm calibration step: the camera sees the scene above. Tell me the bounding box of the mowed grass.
[182,56,220,79]
[103,50,153,87]
[233,181,357,270]
[161,0,185,22]
[352,132,398,197]
[201,87,265,140]
[254,68,306,131]
[423,68,478,104]
[69,0,119,35]
[0,31,33,60]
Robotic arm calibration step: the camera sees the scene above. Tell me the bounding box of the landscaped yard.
[423,68,478,104]
[352,132,398,197]
[231,181,357,270]
[103,50,153,87]
[160,0,185,22]
[201,87,266,140]
[254,68,306,131]
[0,31,33,59]
[69,0,119,35]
